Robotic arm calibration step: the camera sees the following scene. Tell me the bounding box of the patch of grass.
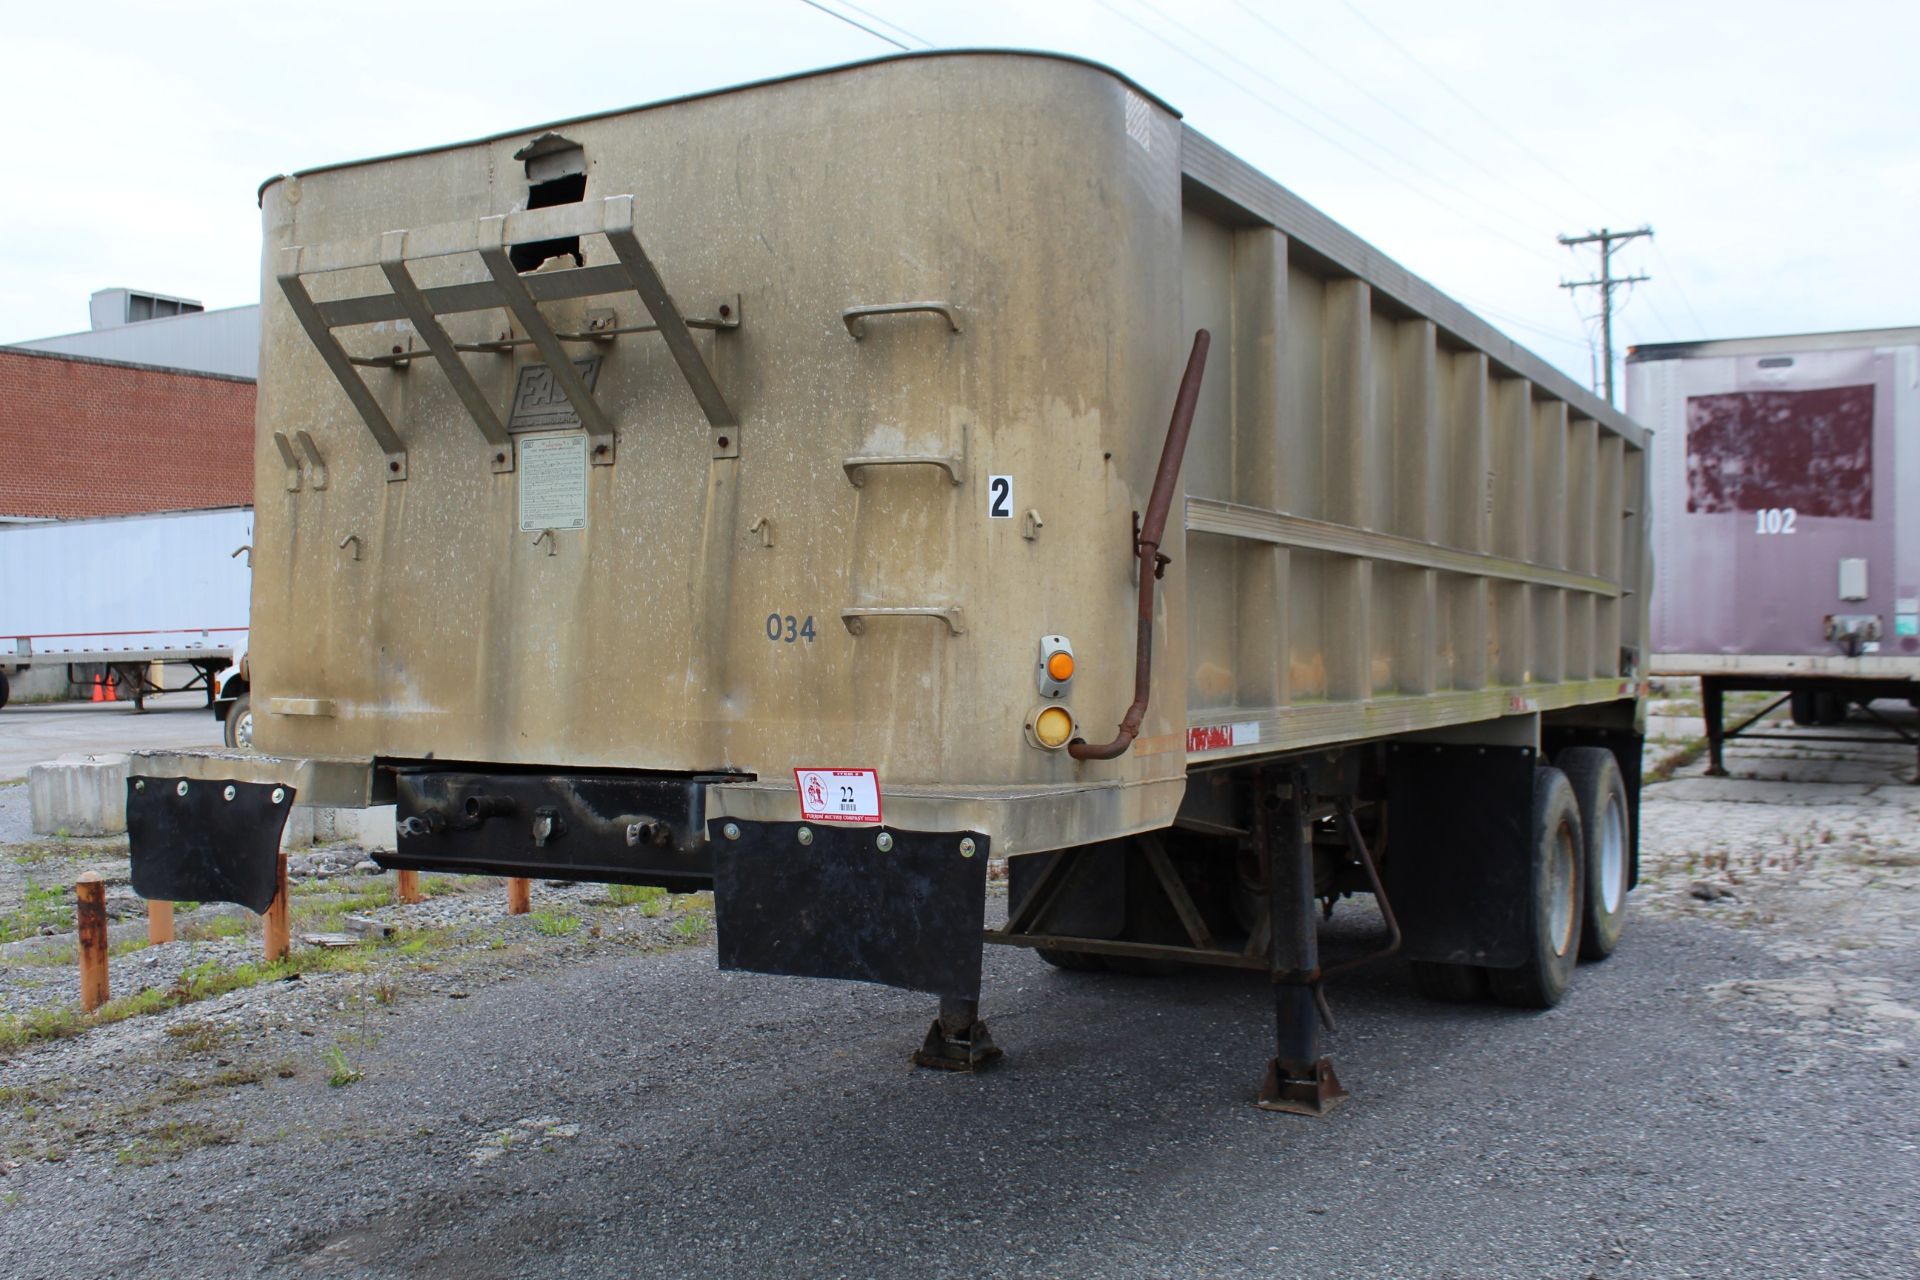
[11,836,130,866]
[115,1119,241,1167]
[528,910,581,938]
[607,883,665,908]
[0,882,70,944]
[323,1046,361,1088]
[394,925,455,958]
[1840,848,1920,869]
[164,1019,228,1053]
[1645,735,1709,783]
[0,946,383,1055]
[7,933,150,969]
[179,913,252,942]
[669,912,712,940]
[421,875,468,898]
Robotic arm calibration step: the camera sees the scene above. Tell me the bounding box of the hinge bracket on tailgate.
[276,195,740,478]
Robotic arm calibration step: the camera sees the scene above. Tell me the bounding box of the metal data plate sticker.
[794,768,882,824]
[517,433,588,533]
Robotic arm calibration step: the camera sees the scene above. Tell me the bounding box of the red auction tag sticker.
[793,768,883,825]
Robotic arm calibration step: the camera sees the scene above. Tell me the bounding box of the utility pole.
[1558,226,1651,405]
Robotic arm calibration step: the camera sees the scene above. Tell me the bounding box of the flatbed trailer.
[1628,327,1920,777]
[129,51,1650,1109]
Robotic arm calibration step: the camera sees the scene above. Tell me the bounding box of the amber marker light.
[1036,635,1076,698]
[1032,705,1076,750]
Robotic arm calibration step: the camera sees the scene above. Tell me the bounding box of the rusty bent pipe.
[1070,328,1211,761]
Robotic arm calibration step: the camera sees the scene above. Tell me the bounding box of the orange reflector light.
[1046,651,1075,682]
[1033,705,1074,749]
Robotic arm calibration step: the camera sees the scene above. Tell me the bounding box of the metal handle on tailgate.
[842,302,962,340]
[840,607,966,636]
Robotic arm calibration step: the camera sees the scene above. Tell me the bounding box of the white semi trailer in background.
[0,507,252,721]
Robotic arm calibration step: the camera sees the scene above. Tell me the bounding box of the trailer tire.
[1791,690,1846,726]
[1487,767,1585,1010]
[1556,747,1631,962]
[1409,960,1488,1003]
[222,693,254,751]
[0,670,9,711]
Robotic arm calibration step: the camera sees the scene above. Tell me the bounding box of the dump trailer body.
[0,507,251,709]
[130,52,1650,1106]
[1627,328,1920,771]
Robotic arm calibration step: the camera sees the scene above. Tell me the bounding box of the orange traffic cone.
[106,672,119,702]
[91,674,105,702]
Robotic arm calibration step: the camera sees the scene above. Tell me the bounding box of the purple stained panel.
[1684,384,1875,518]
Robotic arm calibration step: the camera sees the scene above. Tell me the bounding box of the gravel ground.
[0,696,1915,1278]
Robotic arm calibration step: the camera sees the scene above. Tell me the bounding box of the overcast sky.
[3,0,1913,400]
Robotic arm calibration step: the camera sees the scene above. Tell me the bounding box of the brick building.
[0,347,256,520]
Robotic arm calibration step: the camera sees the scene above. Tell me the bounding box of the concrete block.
[281,804,397,852]
[28,753,131,836]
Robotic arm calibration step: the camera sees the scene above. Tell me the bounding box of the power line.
[834,0,931,49]
[794,0,910,51]
[1558,226,1652,405]
[1121,0,1562,255]
[1648,238,1708,335]
[1230,1,1580,229]
[1338,1,1614,213]
[1094,0,1567,269]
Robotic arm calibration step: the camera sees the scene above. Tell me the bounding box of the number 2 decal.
[988,474,1013,519]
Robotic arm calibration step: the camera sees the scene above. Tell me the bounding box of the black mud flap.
[127,777,295,914]
[713,822,990,1000]
[1384,743,1536,968]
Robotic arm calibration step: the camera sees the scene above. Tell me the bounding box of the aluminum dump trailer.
[1628,328,1920,776]
[128,51,1649,1110]
[0,507,252,711]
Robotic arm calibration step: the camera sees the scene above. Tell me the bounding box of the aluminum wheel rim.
[1548,820,1578,957]
[235,710,254,751]
[1598,794,1627,915]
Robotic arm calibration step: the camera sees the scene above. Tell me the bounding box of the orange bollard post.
[395,869,422,905]
[262,849,290,962]
[76,872,110,1012]
[506,877,532,915]
[147,899,175,945]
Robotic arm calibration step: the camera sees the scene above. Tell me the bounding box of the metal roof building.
[12,293,260,379]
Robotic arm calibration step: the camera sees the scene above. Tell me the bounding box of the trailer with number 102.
[127,51,1650,1111]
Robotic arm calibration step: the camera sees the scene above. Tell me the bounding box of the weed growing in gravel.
[179,913,252,942]
[529,910,582,937]
[0,882,70,943]
[669,912,711,940]
[115,1119,240,1167]
[607,883,665,908]
[164,1019,228,1053]
[7,933,151,969]
[0,946,380,1054]
[324,1046,362,1087]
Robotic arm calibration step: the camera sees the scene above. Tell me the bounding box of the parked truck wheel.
[222,693,253,750]
[1791,689,1847,726]
[1409,959,1488,1003]
[1556,747,1631,962]
[1487,767,1585,1009]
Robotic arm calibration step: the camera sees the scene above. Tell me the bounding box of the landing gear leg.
[912,996,1002,1072]
[1255,768,1348,1115]
[1703,677,1728,777]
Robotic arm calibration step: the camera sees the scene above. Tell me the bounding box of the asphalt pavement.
[2,887,1913,1278]
[0,692,222,775]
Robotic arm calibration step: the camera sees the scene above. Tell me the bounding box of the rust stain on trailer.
[1685,385,1874,518]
